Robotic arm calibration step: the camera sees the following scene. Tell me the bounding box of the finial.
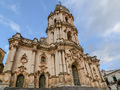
[58,0,62,5]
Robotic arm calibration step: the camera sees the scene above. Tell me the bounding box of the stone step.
[4,87,107,90]
[0,87,5,90]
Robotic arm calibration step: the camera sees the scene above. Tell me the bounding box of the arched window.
[93,68,95,71]
[54,19,56,24]
[16,74,24,88]
[65,17,68,22]
[105,78,109,85]
[67,31,72,41]
[72,65,80,86]
[41,56,46,63]
[39,75,46,88]
[113,76,117,82]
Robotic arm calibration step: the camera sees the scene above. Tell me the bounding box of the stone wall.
[4,86,108,90]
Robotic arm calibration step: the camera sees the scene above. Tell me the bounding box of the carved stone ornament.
[18,65,26,72]
[21,54,28,64]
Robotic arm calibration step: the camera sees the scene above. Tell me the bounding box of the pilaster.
[55,51,60,76]
[59,51,63,73]
[51,54,55,76]
[62,50,67,73]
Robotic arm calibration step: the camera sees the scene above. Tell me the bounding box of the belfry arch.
[67,31,72,41]
[72,65,80,86]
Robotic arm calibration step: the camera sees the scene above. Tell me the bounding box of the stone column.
[48,31,51,44]
[55,51,60,76]
[97,65,104,81]
[66,60,69,74]
[82,59,88,75]
[54,28,57,42]
[34,50,38,88]
[88,63,94,87]
[62,51,67,73]
[59,51,63,73]
[32,51,36,73]
[72,33,75,42]
[46,73,49,88]
[3,43,18,87]
[75,34,78,44]
[51,54,55,76]
[96,64,106,88]
[80,58,87,85]
[59,28,62,39]
[3,44,17,72]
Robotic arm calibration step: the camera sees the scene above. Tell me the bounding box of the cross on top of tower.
[58,1,62,5]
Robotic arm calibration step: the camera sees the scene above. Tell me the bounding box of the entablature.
[8,33,83,52]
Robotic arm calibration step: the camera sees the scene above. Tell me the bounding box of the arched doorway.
[72,65,80,86]
[39,75,46,88]
[16,74,24,88]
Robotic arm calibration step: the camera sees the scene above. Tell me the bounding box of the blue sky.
[0,0,120,70]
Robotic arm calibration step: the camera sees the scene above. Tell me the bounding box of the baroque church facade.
[0,5,107,88]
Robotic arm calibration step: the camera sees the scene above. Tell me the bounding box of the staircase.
[4,87,107,90]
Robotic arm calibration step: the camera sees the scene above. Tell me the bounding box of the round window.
[21,58,27,64]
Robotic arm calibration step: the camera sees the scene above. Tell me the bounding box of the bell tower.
[46,4,79,44]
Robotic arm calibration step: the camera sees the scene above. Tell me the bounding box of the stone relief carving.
[18,66,26,72]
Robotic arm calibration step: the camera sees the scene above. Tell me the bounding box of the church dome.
[48,4,73,20]
[54,4,70,14]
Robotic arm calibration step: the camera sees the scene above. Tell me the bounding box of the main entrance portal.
[72,65,80,86]
[16,74,24,88]
[39,75,46,88]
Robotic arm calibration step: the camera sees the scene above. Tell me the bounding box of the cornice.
[8,35,83,52]
[48,10,74,21]
[46,21,78,33]
[0,48,6,54]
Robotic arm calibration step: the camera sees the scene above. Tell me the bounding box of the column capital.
[9,41,19,50]
[32,45,37,52]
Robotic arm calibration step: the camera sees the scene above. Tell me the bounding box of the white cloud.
[103,22,120,37]
[92,44,120,63]
[60,0,120,35]
[10,4,18,14]
[9,21,20,32]
[0,1,20,14]
[60,0,120,67]
[0,14,21,32]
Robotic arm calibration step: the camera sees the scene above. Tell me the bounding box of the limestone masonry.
[0,48,6,74]
[0,4,107,88]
